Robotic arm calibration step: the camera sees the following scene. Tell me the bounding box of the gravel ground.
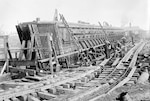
[115,82,150,101]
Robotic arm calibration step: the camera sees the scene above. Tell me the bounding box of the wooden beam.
[56,86,77,93]
[112,58,120,66]
[9,67,36,76]
[37,91,57,99]
[0,60,36,66]
[28,95,40,101]
[0,66,101,100]
[99,58,110,67]
[18,40,26,60]
[47,33,53,75]
[0,61,7,75]
[39,44,105,63]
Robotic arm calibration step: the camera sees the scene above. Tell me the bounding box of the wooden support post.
[4,37,9,73]
[0,36,9,75]
[26,40,32,60]
[47,33,53,75]
[6,42,12,59]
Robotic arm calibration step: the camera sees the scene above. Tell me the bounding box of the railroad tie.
[10,97,20,101]
[37,91,57,99]
[61,83,71,88]
[47,88,57,94]
[81,77,89,83]
[27,95,40,101]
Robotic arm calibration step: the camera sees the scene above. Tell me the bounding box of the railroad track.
[0,41,146,101]
[89,41,146,101]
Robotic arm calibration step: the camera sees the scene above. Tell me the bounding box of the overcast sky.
[0,0,149,33]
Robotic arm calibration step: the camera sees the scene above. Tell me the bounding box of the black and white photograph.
[0,0,149,101]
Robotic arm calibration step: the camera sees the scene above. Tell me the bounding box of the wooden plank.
[28,95,40,101]
[99,58,110,67]
[0,61,7,75]
[56,86,79,93]
[0,66,101,100]
[112,58,120,66]
[38,91,57,99]
[47,33,53,74]
[25,75,43,81]
[9,67,36,76]
[0,60,35,66]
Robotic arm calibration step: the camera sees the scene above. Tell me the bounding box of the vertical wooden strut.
[50,33,59,72]
[54,23,64,55]
[0,36,9,75]
[47,33,53,74]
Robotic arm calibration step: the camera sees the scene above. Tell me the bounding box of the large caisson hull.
[16,21,125,70]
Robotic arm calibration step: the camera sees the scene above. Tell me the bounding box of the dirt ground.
[114,82,150,101]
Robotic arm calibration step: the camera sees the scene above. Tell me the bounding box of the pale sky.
[0,0,149,33]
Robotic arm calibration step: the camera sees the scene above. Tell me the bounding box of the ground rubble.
[95,82,150,101]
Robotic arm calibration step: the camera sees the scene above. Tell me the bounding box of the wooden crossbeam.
[38,44,105,63]
[0,60,36,66]
[9,67,36,76]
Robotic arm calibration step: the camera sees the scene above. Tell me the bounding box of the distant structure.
[53,9,58,21]
[78,20,90,24]
[36,18,40,22]
[123,23,145,35]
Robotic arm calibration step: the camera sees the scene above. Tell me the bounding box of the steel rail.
[89,41,145,101]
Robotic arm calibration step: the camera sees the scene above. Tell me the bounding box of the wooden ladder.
[59,14,81,50]
[98,22,109,41]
